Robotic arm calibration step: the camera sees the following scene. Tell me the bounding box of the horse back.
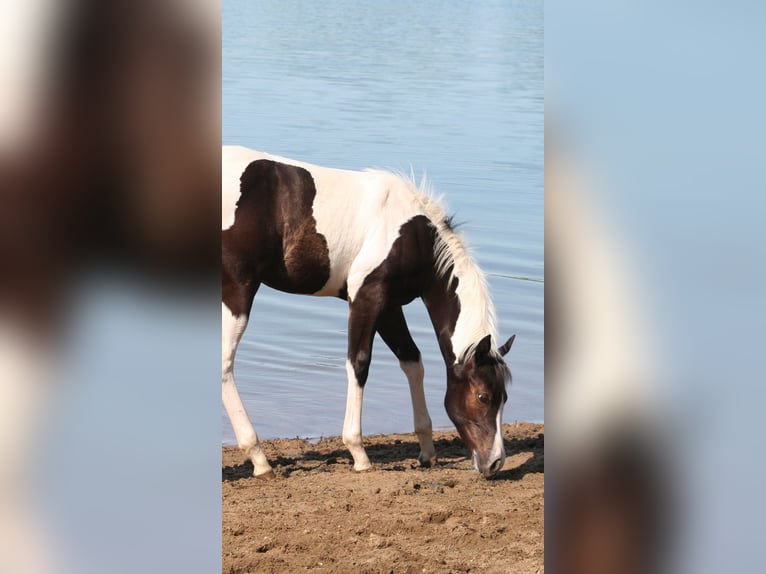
[222,146,429,299]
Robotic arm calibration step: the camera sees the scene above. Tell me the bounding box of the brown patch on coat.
[222,159,332,315]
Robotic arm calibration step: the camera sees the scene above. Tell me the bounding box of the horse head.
[445,334,515,478]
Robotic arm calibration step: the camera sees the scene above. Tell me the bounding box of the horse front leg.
[376,306,437,467]
[342,296,381,471]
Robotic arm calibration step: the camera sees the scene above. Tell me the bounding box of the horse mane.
[367,169,501,365]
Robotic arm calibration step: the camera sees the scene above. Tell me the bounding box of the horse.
[222,145,516,479]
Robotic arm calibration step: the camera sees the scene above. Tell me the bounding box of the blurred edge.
[547,1,766,572]
[0,0,220,573]
[546,130,674,574]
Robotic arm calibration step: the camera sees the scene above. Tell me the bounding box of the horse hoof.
[418,456,438,468]
[353,463,374,472]
[254,469,276,480]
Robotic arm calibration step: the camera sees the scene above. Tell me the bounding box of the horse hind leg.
[222,289,274,478]
[376,306,437,467]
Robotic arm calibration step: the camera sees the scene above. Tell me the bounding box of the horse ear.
[498,334,516,357]
[474,334,493,363]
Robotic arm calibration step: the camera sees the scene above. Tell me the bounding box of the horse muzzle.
[473,451,506,478]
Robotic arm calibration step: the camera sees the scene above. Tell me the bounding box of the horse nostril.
[489,458,503,474]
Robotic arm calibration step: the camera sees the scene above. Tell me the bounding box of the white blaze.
[490,397,506,466]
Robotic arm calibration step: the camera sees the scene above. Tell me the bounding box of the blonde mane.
[368,170,499,362]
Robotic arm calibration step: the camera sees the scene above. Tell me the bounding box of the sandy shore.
[223,422,543,573]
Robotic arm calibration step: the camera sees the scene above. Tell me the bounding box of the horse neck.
[422,250,497,369]
[422,271,462,367]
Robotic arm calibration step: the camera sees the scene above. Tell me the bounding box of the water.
[223,0,543,441]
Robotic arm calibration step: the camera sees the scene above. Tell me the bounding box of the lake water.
[223,0,543,441]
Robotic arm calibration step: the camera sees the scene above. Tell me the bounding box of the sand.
[223,422,543,573]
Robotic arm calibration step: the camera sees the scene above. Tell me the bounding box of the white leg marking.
[400,360,436,465]
[342,360,371,471]
[222,302,273,477]
[490,397,507,468]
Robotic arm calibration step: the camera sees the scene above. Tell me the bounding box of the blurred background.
[547,1,766,572]
[0,0,220,572]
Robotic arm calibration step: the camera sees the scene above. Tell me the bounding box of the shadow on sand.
[223,431,543,482]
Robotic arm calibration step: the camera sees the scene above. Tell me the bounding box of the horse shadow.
[222,431,543,482]
[493,434,544,481]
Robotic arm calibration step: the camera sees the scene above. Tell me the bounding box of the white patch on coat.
[222,146,257,230]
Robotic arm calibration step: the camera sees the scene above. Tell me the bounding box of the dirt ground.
[222,422,543,573]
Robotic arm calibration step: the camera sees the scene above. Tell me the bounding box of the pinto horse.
[222,146,515,478]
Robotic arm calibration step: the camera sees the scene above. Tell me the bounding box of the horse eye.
[477,392,490,405]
